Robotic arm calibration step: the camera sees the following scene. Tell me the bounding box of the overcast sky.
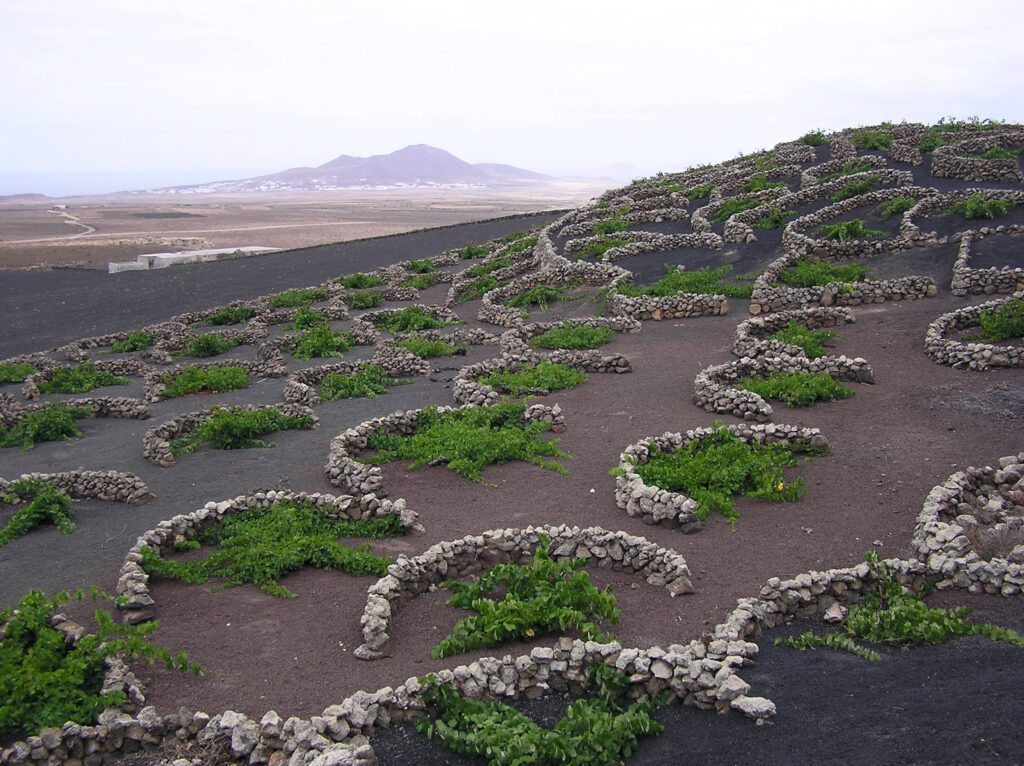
[2,0,1022,195]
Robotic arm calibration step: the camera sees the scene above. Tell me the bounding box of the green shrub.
[777,552,1024,661]
[630,424,823,526]
[457,275,500,303]
[0,589,198,742]
[532,325,614,350]
[345,290,384,309]
[416,664,664,766]
[336,273,384,289]
[575,237,627,260]
[480,362,587,396]
[617,264,752,299]
[320,365,411,401]
[170,406,315,454]
[205,306,256,326]
[917,133,945,153]
[970,299,1024,342]
[269,287,328,309]
[683,182,715,200]
[396,337,467,358]
[592,208,629,236]
[160,364,248,398]
[365,402,569,482]
[375,307,453,333]
[752,207,795,230]
[407,259,435,274]
[432,536,618,658]
[815,219,886,243]
[830,177,878,203]
[502,235,537,255]
[737,371,854,407]
[498,230,529,244]
[0,362,38,384]
[820,161,873,181]
[768,320,837,359]
[179,334,242,358]
[506,283,581,312]
[852,129,892,150]
[0,404,92,450]
[459,244,488,259]
[37,363,131,395]
[950,194,1013,220]
[801,130,827,147]
[711,196,759,223]
[775,256,871,287]
[289,327,354,359]
[401,273,439,290]
[740,174,787,193]
[139,501,399,598]
[978,146,1024,161]
[108,332,154,354]
[0,480,74,548]
[293,308,330,330]
[877,196,917,220]
[467,255,513,278]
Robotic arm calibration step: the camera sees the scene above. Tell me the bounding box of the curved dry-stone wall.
[905,187,1024,242]
[692,352,874,422]
[0,470,152,505]
[732,307,855,358]
[564,231,724,262]
[912,452,1024,595]
[606,286,730,321]
[354,524,695,660]
[615,423,828,532]
[924,290,1024,370]
[282,350,430,407]
[147,324,267,366]
[0,396,149,429]
[800,155,890,186]
[950,230,1024,296]
[143,403,319,467]
[21,358,150,400]
[931,129,1024,183]
[325,403,564,498]
[142,354,287,402]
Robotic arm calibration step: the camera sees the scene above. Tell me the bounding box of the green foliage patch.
[737,370,854,407]
[506,282,583,312]
[365,402,569,482]
[479,362,587,397]
[205,306,256,326]
[345,290,385,310]
[683,182,715,200]
[139,501,400,598]
[459,244,489,259]
[0,363,38,384]
[752,207,795,230]
[407,259,435,274]
[574,237,627,260]
[36,363,131,395]
[457,275,501,303]
[768,320,837,359]
[396,337,467,358]
[592,208,630,236]
[289,327,354,360]
[815,219,886,243]
[0,404,92,450]
[160,364,249,398]
[0,480,74,548]
[178,334,242,358]
[740,174,787,194]
[950,194,1013,220]
[401,273,440,290]
[375,307,454,334]
[711,196,759,224]
[977,146,1024,161]
[170,406,314,454]
[336,273,385,289]
[969,299,1024,342]
[320,365,411,401]
[269,288,328,309]
[775,256,871,287]
[830,176,879,203]
[852,129,893,150]
[801,130,827,147]
[292,308,330,330]
[531,325,615,350]
[630,424,823,526]
[877,196,917,220]
[820,161,873,182]
[108,332,154,354]
[432,536,618,659]
[777,552,1024,661]
[466,255,513,278]
[617,264,752,299]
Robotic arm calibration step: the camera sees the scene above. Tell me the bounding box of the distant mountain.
[0,193,50,203]
[147,145,553,194]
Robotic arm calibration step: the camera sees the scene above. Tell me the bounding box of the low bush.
[139,501,398,598]
[365,401,569,482]
[407,258,435,274]
[345,290,384,310]
[108,331,154,354]
[205,306,256,326]
[917,132,945,153]
[978,146,1024,161]
[37,363,131,395]
[775,256,871,287]
[0,589,199,742]
[416,664,665,766]
[0,480,74,548]
[814,219,886,243]
[629,423,824,526]
[801,130,827,147]
[852,129,892,150]
[432,535,618,658]
[574,237,627,260]
[336,273,384,289]
[179,334,242,358]
[480,362,587,396]
[768,320,837,359]
[269,287,328,309]
[531,325,615,350]
[683,182,715,200]
[289,327,354,359]
[752,207,795,230]
[617,264,752,298]
[877,195,917,220]
[506,283,581,312]
[375,307,454,333]
[830,176,879,203]
[458,244,488,259]
[170,405,315,454]
[0,362,38,384]
[457,275,500,303]
[777,552,1024,661]
[0,404,92,450]
[820,161,873,182]
[498,230,529,244]
[320,365,411,401]
[711,196,759,224]
[592,208,629,236]
[466,255,513,278]
[969,298,1024,342]
[401,273,439,290]
[397,337,467,358]
[292,308,330,330]
[737,370,854,407]
[740,174,787,194]
[160,364,248,398]
[502,235,537,255]
[950,194,1013,220]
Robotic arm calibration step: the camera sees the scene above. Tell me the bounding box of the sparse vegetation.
[740,174,787,193]
[375,307,454,333]
[292,308,330,330]
[852,129,893,151]
[801,130,827,147]
[617,264,752,298]
[336,273,385,289]
[289,327,354,359]
[502,235,537,255]
[169,405,315,454]
[139,500,400,598]
[830,176,879,203]
[683,182,715,200]
[0,362,38,384]
[36,363,131,395]
[531,325,615,350]
[178,333,242,358]
[737,371,854,407]
[0,404,92,450]
[396,337,467,358]
[401,273,440,290]
[950,194,1013,221]
[815,219,886,243]
[108,331,154,354]
[506,281,584,312]
[457,275,500,303]
[977,146,1024,161]
[365,401,570,482]
[407,259,435,274]
[968,299,1024,342]
[917,132,945,153]
[320,365,411,401]
[269,288,328,309]
[458,244,488,259]
[466,255,513,278]
[0,480,74,548]
[205,306,256,326]
[877,196,917,220]
[752,207,795,230]
[345,290,385,309]
[479,362,587,397]
[160,364,249,398]
[775,256,871,287]
[711,196,759,223]
[768,320,837,359]
[592,208,629,236]
[574,237,627,260]
[820,161,873,181]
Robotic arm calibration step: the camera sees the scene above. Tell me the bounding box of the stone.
[730,695,777,720]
